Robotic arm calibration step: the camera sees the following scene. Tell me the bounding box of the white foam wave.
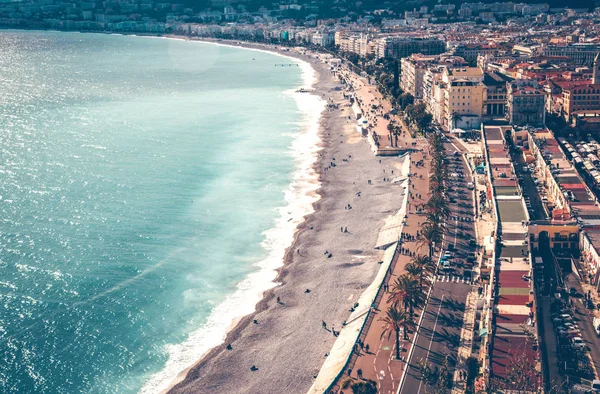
[139,49,325,394]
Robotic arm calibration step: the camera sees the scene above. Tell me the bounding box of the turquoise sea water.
[0,31,321,393]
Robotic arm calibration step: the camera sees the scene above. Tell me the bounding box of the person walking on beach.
[322,321,327,329]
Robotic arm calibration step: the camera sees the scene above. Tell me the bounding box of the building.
[400,54,439,99]
[482,71,512,119]
[423,66,446,124]
[506,81,546,126]
[521,3,549,15]
[542,44,600,66]
[451,43,499,61]
[442,66,486,130]
[402,54,467,100]
[311,31,334,47]
[377,37,445,59]
[480,125,539,393]
[554,56,600,121]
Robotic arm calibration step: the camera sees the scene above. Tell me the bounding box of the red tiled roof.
[495,313,530,324]
[561,183,586,190]
[497,294,531,306]
[498,271,530,288]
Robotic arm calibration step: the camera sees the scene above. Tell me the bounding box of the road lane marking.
[416,294,445,394]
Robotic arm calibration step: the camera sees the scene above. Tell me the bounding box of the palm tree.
[380,303,414,359]
[418,220,443,258]
[389,274,423,314]
[425,193,451,220]
[450,111,463,130]
[407,255,435,289]
[388,275,412,310]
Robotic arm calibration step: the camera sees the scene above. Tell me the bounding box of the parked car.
[571,336,586,350]
[570,287,578,296]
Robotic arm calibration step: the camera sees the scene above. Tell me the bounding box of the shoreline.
[135,37,329,393]
[157,38,332,392]
[167,39,408,394]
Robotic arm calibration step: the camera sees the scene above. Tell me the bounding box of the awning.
[479,328,488,337]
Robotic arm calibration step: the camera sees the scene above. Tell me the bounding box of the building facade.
[442,67,485,130]
[378,37,445,59]
[507,82,546,126]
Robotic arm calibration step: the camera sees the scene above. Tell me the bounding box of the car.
[572,336,586,350]
[442,261,451,270]
[570,287,578,296]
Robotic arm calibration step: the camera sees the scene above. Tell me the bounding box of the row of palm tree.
[418,132,450,258]
[380,254,436,360]
[380,132,451,361]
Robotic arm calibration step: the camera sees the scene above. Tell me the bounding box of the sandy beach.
[167,42,407,394]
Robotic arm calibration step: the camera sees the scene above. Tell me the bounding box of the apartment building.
[377,36,445,59]
[482,71,512,119]
[337,33,373,57]
[442,66,485,130]
[401,54,467,100]
[451,43,498,61]
[311,31,334,47]
[401,54,436,99]
[557,54,600,120]
[423,66,446,124]
[507,81,546,126]
[542,44,600,66]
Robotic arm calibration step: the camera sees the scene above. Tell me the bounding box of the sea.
[0,30,324,394]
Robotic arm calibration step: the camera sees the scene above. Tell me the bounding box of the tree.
[416,354,451,394]
[350,379,377,394]
[416,112,433,133]
[380,303,407,359]
[418,220,443,258]
[487,349,538,394]
[389,275,415,310]
[450,111,463,130]
[425,193,451,221]
[399,92,414,109]
[407,255,435,289]
[389,274,424,314]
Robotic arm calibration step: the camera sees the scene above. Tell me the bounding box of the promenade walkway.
[328,125,431,393]
[310,67,431,394]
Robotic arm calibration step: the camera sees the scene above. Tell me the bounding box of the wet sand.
[167,44,407,394]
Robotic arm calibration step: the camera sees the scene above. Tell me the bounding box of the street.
[399,137,477,393]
